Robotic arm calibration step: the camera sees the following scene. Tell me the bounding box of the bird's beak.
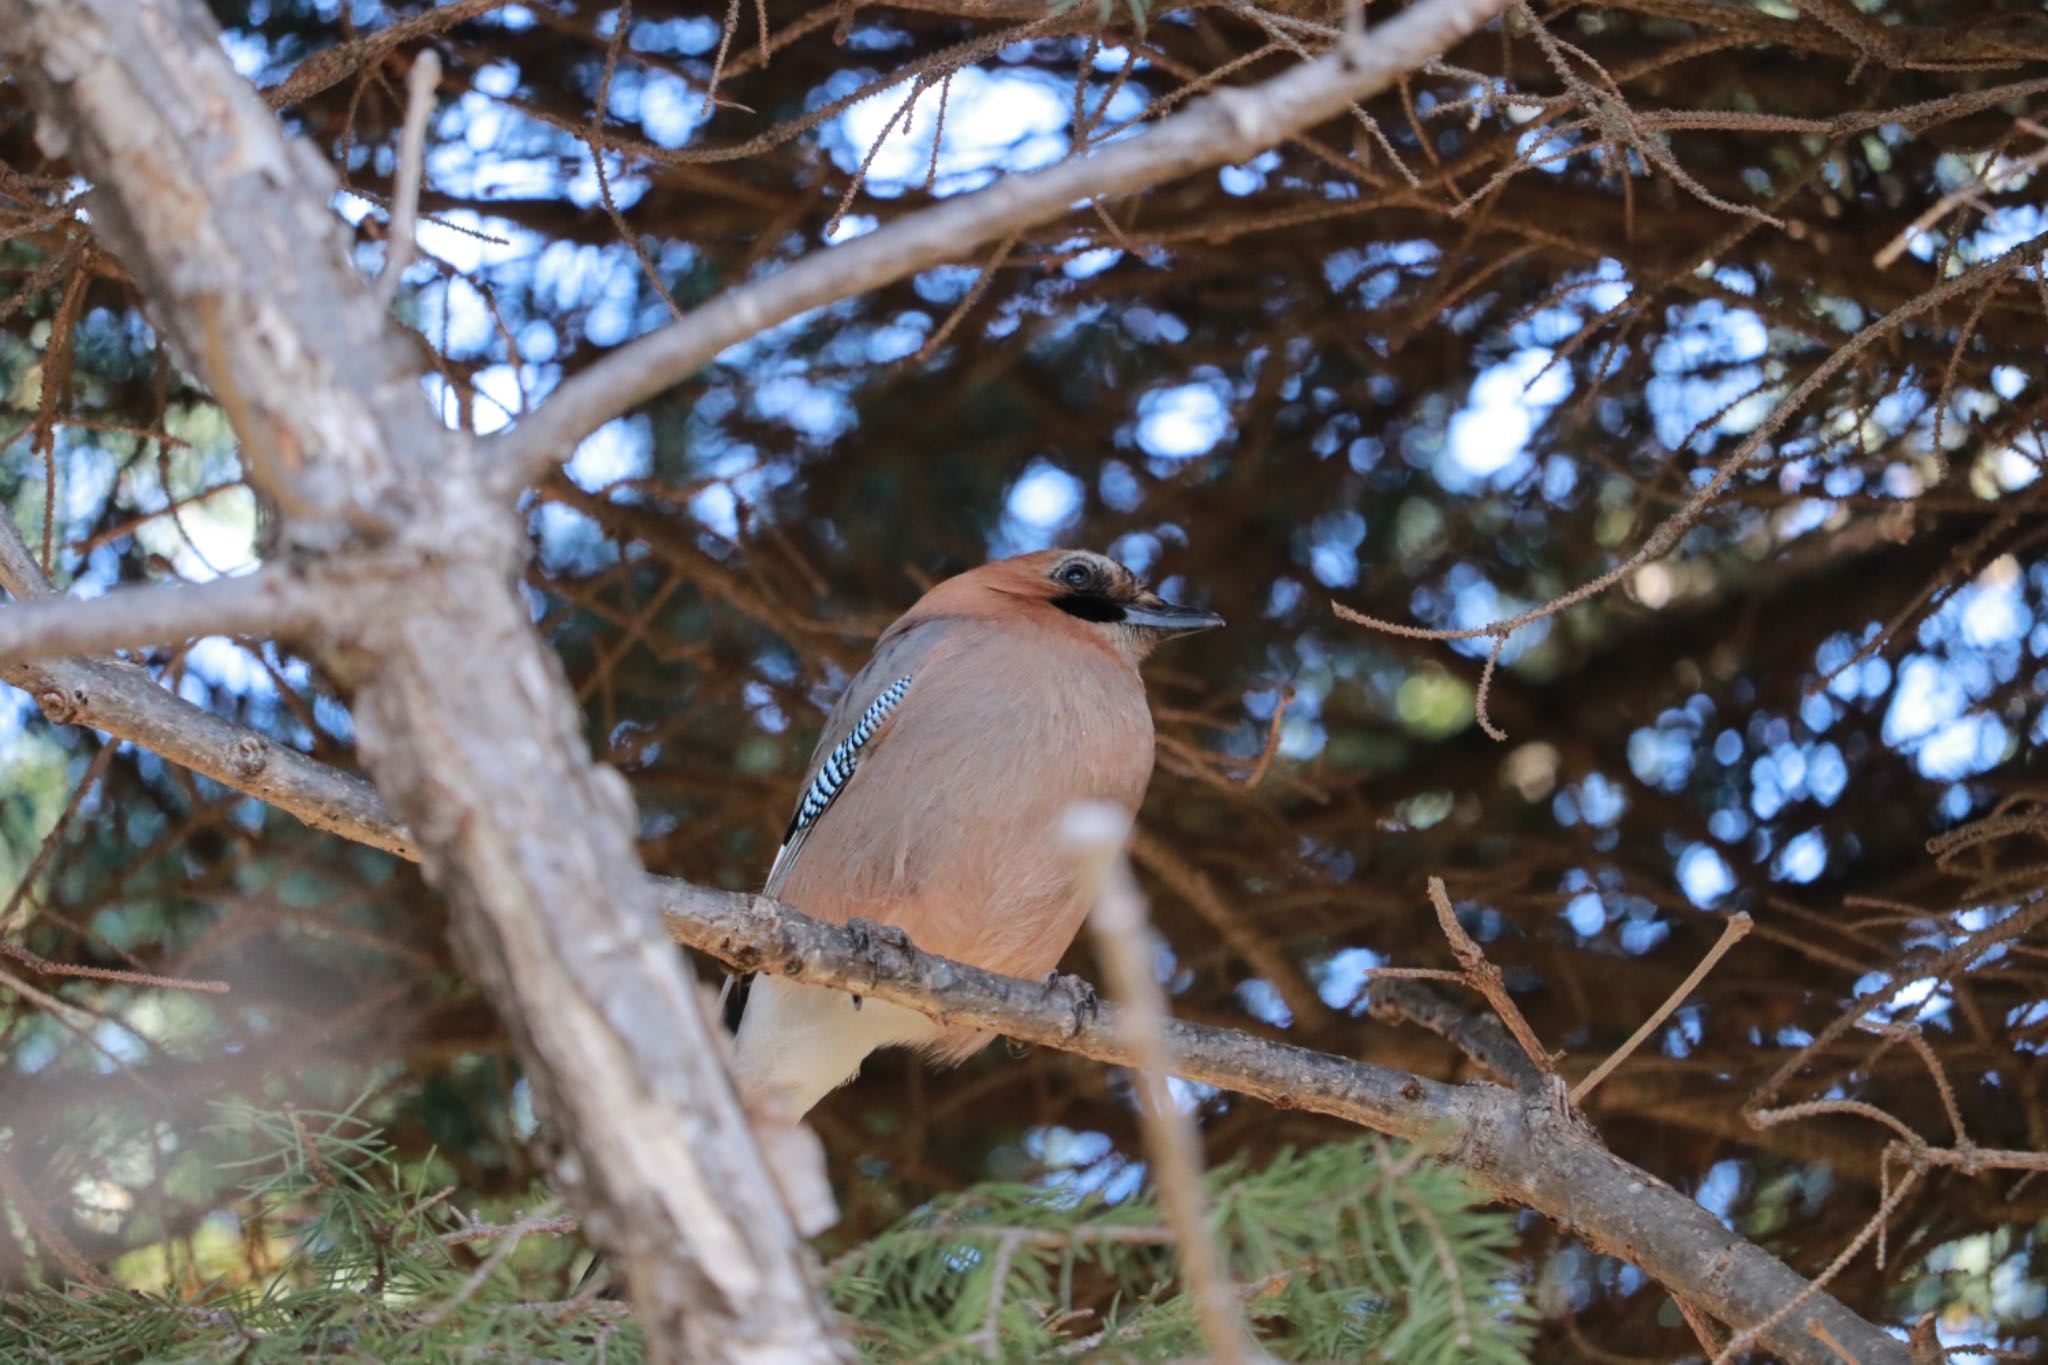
[1124,590,1224,637]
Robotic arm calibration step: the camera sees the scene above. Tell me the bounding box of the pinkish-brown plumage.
[733,549,1221,1117]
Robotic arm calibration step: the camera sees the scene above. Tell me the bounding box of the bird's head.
[928,549,1223,663]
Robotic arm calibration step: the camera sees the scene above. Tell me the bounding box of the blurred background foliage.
[3,0,2048,1358]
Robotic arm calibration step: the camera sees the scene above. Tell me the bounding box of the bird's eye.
[1057,562,1094,589]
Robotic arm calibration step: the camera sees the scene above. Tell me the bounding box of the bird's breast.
[780,627,1154,972]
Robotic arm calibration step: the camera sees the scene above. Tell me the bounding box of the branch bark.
[0,563,328,662]
[486,0,1515,491]
[0,1,843,1359]
[646,887,1908,1365]
[0,511,415,858]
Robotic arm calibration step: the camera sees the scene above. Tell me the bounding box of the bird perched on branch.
[730,548,1222,1119]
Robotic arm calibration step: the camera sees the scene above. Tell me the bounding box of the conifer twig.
[420,1198,566,1326]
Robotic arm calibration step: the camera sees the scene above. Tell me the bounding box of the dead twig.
[376,49,440,305]
[1065,801,1253,1365]
[1426,876,1553,1081]
[1572,912,1752,1105]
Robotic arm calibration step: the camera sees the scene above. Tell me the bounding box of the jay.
[732,548,1222,1118]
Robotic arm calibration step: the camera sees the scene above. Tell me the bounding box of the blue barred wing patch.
[787,674,913,839]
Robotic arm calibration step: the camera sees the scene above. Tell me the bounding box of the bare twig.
[1873,117,2048,268]
[0,1145,113,1289]
[262,0,507,108]
[0,735,115,936]
[420,1199,566,1326]
[1808,1316,1862,1364]
[1676,1296,1724,1357]
[589,1,684,323]
[1234,682,1295,788]
[427,1211,580,1250]
[1572,912,1753,1105]
[376,48,441,305]
[1862,1021,1968,1147]
[1426,876,1554,1080]
[0,941,230,995]
[904,229,1018,366]
[1367,975,1545,1090]
[1709,1157,1923,1365]
[1472,633,1509,741]
[1064,801,1252,1365]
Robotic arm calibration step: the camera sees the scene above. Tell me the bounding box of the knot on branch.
[741,893,803,960]
[1527,1073,1595,1141]
[229,733,271,778]
[35,685,86,725]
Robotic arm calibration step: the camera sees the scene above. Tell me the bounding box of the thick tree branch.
[0,562,328,662]
[651,886,1907,1365]
[3,650,415,857]
[486,0,1514,492]
[1,1,843,1358]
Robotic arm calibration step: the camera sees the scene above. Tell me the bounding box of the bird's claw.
[1041,971,1099,1037]
[844,917,915,989]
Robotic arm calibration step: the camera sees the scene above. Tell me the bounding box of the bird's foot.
[844,917,915,988]
[1040,971,1099,1037]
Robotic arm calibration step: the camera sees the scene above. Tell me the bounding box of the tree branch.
[1368,976,1547,1091]
[0,514,415,855]
[376,48,442,305]
[0,563,329,662]
[650,886,1907,1365]
[485,0,1514,493]
[4,648,415,856]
